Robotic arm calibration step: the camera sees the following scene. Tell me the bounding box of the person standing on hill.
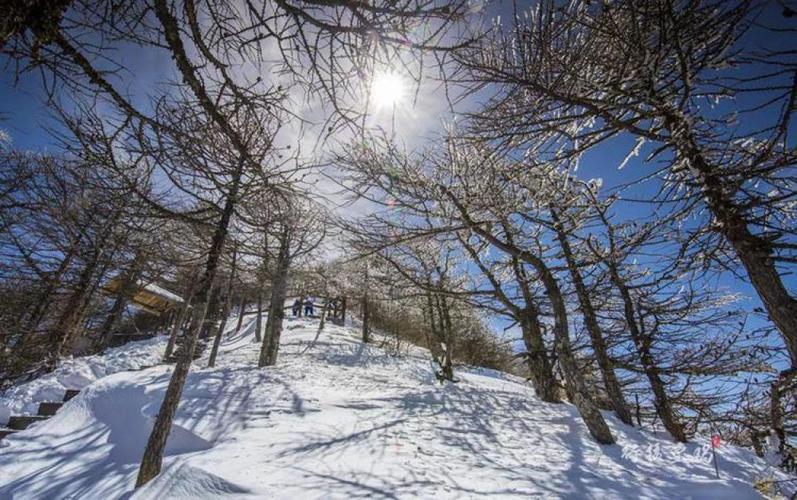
[292,299,301,317]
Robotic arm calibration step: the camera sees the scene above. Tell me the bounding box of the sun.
[370,71,407,109]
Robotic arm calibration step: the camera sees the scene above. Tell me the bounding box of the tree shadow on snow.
[259,374,749,499]
[0,366,307,499]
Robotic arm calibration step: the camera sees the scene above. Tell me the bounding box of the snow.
[0,336,167,425]
[140,281,184,304]
[0,315,791,499]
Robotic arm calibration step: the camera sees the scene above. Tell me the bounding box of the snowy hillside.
[0,315,788,499]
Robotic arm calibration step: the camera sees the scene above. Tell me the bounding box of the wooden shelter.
[101,278,184,316]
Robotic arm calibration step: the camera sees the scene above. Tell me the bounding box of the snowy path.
[0,315,785,499]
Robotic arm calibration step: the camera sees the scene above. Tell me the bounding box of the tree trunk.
[136,176,239,487]
[424,293,444,365]
[340,296,347,324]
[317,297,328,335]
[666,111,797,367]
[97,276,135,349]
[607,262,687,442]
[255,285,264,343]
[232,299,247,337]
[770,368,794,456]
[13,244,77,358]
[164,276,198,361]
[98,251,146,349]
[750,431,764,458]
[551,210,633,425]
[208,246,237,367]
[361,296,370,343]
[540,266,614,444]
[438,295,454,381]
[161,309,176,333]
[263,278,288,366]
[457,214,613,444]
[199,284,222,340]
[49,253,102,365]
[48,212,122,363]
[19,240,78,341]
[519,310,560,403]
[260,228,290,367]
[424,292,454,382]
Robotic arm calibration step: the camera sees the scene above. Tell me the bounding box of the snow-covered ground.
[0,335,167,425]
[0,315,790,499]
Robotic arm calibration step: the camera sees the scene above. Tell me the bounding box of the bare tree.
[207,243,239,367]
[256,199,326,367]
[453,0,797,366]
[337,135,614,443]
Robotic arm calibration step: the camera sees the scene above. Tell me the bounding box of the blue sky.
[1,1,794,375]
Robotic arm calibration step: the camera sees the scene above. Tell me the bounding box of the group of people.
[291,297,314,317]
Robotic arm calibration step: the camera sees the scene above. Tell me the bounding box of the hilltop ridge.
[0,314,787,499]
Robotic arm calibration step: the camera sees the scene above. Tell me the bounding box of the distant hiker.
[304,298,314,316]
[292,299,301,317]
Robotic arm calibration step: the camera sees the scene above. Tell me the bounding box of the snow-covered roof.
[101,276,184,315]
[139,281,184,304]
